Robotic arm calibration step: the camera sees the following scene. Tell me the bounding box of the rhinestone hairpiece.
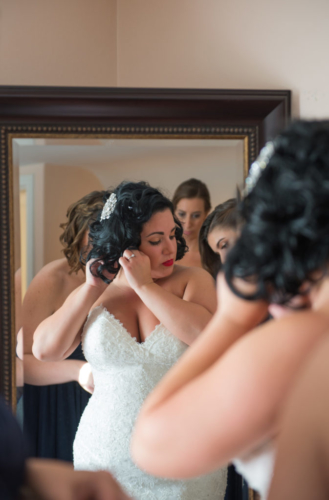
[100,193,117,221]
[244,141,275,196]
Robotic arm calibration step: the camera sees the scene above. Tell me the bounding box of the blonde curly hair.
[59,191,105,274]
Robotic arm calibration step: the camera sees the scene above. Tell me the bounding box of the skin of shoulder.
[162,263,214,287]
[27,258,84,304]
[178,251,203,269]
[23,259,70,313]
[160,264,217,314]
[170,263,215,289]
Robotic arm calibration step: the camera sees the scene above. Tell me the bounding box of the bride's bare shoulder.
[164,265,215,294]
[172,264,214,281]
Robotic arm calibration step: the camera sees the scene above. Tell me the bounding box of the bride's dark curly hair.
[224,120,329,304]
[86,181,188,282]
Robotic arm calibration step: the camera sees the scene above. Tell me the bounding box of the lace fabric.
[74,306,227,499]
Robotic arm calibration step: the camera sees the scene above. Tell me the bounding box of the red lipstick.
[162,259,174,267]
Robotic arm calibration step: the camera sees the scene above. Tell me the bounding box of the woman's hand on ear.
[119,250,153,291]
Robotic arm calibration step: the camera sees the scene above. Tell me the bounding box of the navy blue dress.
[224,465,249,500]
[0,397,27,500]
[23,344,91,462]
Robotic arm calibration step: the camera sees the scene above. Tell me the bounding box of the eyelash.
[149,235,175,246]
[178,213,200,219]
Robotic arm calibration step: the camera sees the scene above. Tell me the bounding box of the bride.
[32,181,228,500]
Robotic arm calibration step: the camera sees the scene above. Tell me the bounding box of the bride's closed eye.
[149,235,175,246]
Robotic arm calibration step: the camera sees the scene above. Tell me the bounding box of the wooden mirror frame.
[0,86,291,407]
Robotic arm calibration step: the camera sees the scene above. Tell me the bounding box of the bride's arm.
[119,252,217,345]
[139,274,268,413]
[131,304,328,478]
[132,272,267,417]
[135,269,216,344]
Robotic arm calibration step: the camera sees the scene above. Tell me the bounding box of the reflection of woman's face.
[207,226,237,264]
[139,209,178,280]
[175,198,208,241]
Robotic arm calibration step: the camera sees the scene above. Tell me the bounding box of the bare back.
[23,258,85,355]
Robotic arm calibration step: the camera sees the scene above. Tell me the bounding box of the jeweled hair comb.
[100,193,117,221]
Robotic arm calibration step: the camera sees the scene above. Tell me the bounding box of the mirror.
[15,136,245,279]
[15,135,245,459]
[0,86,290,499]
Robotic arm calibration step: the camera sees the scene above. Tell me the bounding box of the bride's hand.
[119,250,153,291]
[78,363,95,394]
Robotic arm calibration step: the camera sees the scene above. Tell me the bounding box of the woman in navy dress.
[21,190,106,461]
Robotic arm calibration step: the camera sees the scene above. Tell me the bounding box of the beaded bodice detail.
[73,306,227,500]
[82,305,188,370]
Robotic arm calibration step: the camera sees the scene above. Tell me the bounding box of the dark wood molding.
[0,86,290,129]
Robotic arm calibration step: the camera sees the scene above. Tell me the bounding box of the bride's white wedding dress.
[74,306,227,500]
[233,442,275,499]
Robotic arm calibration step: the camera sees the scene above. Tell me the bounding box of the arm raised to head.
[31,262,106,362]
[131,274,329,479]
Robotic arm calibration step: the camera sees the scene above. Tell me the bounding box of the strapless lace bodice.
[82,305,188,369]
[74,306,227,500]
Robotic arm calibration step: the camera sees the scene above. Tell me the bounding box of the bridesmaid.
[20,190,105,461]
[173,178,211,268]
[199,199,240,276]
[199,199,247,500]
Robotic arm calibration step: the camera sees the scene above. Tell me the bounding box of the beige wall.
[92,141,244,208]
[117,0,329,118]
[0,0,117,86]
[1,0,328,117]
[43,165,104,264]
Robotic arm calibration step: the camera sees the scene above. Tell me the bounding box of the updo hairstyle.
[225,120,329,304]
[172,178,211,213]
[59,190,106,273]
[87,181,188,282]
[199,199,240,277]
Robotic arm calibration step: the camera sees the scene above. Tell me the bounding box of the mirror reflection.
[14,136,245,498]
